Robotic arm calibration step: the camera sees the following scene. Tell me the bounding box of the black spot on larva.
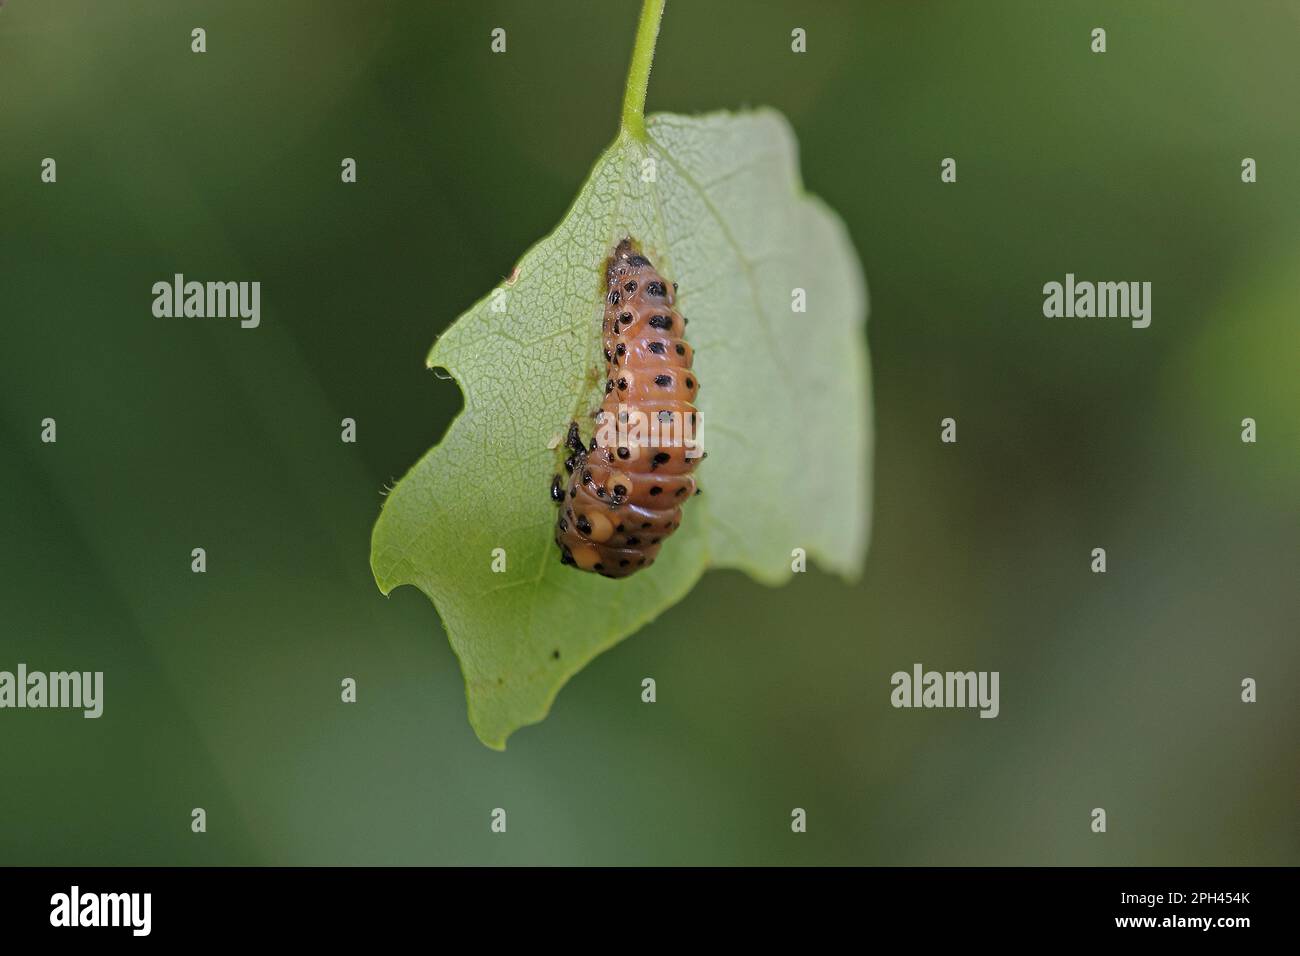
[653,452,670,464]
[560,549,574,566]
[594,563,605,571]
[617,447,630,460]
[650,487,663,496]
[619,311,633,325]
[675,344,685,355]
[576,515,592,535]
[559,518,568,531]
[646,281,666,297]
[654,374,672,387]
[675,487,686,497]
[628,254,650,268]
[609,290,621,305]
[651,538,660,545]
[637,558,646,566]
[564,456,575,474]
[570,488,577,498]
[550,475,563,502]
[617,377,627,390]
[685,377,694,389]
[641,521,651,529]
[615,523,625,533]
[613,484,627,496]
[604,348,612,361]
[582,469,593,484]
[626,536,641,546]
[589,436,597,451]
[616,343,626,357]
[649,314,672,330]
[552,649,560,659]
[648,341,665,355]
[596,486,606,498]
[566,421,583,453]
[624,279,638,292]
[619,559,630,567]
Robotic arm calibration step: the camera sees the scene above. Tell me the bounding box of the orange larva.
[552,238,702,578]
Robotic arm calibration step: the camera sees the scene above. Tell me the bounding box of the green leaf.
[370,109,871,749]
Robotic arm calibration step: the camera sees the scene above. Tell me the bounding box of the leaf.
[370,109,871,749]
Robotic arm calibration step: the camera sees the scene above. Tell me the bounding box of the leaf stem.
[620,0,665,140]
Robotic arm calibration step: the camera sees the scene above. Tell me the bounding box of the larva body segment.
[553,239,701,578]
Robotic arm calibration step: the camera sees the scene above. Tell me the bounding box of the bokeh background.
[1,0,1296,865]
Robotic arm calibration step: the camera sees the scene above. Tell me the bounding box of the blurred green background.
[1,0,1296,865]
